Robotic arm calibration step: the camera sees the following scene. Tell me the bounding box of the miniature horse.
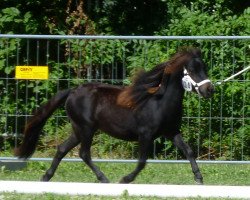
[15,47,214,184]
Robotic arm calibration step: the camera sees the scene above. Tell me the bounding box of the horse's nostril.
[207,85,215,96]
[211,85,215,93]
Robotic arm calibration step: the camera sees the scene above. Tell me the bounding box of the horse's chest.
[136,105,182,135]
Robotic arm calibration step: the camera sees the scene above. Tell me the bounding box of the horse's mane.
[117,47,201,108]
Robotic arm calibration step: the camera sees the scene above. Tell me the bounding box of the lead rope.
[216,65,250,85]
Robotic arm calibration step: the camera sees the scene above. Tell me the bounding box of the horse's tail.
[15,89,71,159]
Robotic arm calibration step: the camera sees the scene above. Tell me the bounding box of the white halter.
[182,68,211,95]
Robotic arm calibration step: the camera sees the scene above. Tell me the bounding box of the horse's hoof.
[195,177,203,185]
[119,180,128,184]
[40,176,49,182]
[100,179,110,183]
[119,177,130,184]
[97,175,110,183]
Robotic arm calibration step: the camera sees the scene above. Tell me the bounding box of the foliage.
[85,0,169,35]
[0,0,249,161]
[0,7,38,34]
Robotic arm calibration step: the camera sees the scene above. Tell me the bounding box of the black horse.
[15,47,214,184]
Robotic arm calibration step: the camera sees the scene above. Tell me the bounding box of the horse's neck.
[160,70,184,110]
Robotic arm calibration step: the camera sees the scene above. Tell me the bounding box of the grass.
[0,161,249,199]
[0,193,239,200]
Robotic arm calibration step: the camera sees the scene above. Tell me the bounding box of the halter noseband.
[182,68,211,95]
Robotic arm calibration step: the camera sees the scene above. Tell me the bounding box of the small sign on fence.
[15,66,49,80]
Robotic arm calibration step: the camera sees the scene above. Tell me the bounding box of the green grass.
[1,162,250,185]
[0,193,238,200]
[0,161,249,199]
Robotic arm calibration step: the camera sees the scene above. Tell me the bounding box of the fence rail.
[0,35,249,163]
[1,34,250,40]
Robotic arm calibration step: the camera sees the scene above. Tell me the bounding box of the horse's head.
[182,50,214,98]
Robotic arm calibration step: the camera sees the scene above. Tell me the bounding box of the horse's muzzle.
[199,83,215,98]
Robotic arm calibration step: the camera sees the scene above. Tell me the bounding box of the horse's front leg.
[172,133,203,184]
[119,133,152,184]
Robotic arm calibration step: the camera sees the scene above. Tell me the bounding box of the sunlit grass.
[1,161,249,199]
[1,161,249,185]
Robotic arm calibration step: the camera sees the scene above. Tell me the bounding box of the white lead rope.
[216,65,250,85]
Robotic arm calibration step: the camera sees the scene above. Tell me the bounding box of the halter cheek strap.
[182,69,211,95]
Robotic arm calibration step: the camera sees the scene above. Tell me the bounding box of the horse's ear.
[193,48,202,57]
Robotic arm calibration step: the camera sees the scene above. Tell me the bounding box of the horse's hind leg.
[79,143,109,183]
[76,125,110,183]
[41,133,79,181]
[172,133,203,184]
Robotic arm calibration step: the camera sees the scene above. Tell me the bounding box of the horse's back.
[65,83,138,141]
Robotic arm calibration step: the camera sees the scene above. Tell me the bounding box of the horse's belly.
[98,124,138,141]
[97,111,138,141]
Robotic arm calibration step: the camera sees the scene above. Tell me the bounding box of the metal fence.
[0,34,249,163]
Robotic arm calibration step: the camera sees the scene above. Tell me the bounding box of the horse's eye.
[188,68,195,74]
